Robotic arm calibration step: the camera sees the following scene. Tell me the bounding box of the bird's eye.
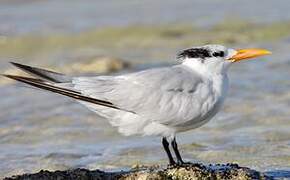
[213,51,225,57]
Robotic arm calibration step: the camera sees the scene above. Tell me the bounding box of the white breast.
[174,74,229,132]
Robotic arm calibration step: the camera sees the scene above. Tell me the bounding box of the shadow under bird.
[3,44,271,165]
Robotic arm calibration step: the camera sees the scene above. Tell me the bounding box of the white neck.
[181,58,229,97]
[182,59,206,74]
[181,58,214,77]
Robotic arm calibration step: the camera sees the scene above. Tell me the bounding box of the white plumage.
[72,45,233,138]
[5,44,271,165]
[73,64,227,138]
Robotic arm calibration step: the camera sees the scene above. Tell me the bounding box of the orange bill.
[229,48,272,62]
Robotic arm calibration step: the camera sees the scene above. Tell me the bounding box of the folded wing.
[73,65,205,126]
[5,62,206,128]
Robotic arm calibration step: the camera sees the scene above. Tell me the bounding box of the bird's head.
[177,44,271,75]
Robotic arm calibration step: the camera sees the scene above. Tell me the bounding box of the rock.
[62,56,131,74]
[4,163,272,180]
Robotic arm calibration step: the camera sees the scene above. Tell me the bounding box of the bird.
[3,44,271,166]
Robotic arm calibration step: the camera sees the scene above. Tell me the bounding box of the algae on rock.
[5,163,271,180]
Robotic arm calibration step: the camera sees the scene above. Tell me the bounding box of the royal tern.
[3,44,271,165]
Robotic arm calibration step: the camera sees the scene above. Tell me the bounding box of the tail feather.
[10,62,72,83]
[3,74,121,110]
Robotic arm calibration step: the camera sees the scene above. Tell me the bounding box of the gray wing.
[73,65,205,126]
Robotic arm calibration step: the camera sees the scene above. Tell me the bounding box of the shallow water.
[1,0,290,35]
[1,0,290,179]
[2,43,290,179]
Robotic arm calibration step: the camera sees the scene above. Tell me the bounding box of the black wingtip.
[10,61,25,68]
[2,74,23,82]
[2,74,16,79]
[10,62,63,75]
[2,74,44,83]
[8,62,70,83]
[10,62,34,71]
[3,74,20,79]
[10,61,20,66]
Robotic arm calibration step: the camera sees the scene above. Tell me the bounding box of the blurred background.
[1,0,290,178]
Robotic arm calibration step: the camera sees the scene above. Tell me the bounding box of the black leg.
[162,137,176,165]
[171,137,184,165]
